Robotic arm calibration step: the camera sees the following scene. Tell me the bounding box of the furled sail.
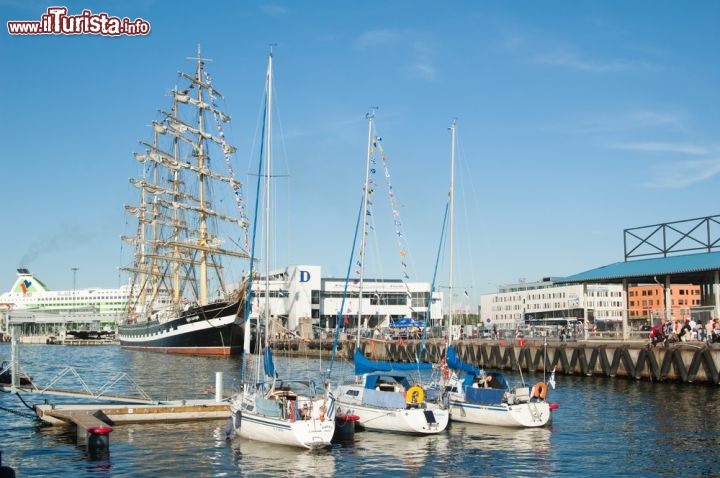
[353,348,431,376]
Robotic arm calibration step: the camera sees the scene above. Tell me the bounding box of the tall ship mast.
[117,48,250,356]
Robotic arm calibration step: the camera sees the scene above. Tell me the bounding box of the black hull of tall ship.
[118,299,245,356]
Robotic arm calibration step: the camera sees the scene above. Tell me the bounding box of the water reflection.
[439,423,553,476]
[345,430,450,476]
[230,438,336,477]
[449,422,551,453]
[6,345,720,476]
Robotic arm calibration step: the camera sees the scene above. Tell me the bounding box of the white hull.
[230,390,335,450]
[334,383,449,435]
[449,399,551,428]
[234,412,334,449]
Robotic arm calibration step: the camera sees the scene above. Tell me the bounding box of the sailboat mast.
[195,48,209,306]
[264,52,273,344]
[448,120,456,344]
[170,87,182,308]
[150,125,162,309]
[357,111,374,348]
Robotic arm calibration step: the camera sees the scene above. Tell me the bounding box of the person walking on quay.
[707,319,720,344]
[679,319,691,342]
[663,319,673,337]
[650,325,667,347]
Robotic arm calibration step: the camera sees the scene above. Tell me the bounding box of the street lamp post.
[71,267,79,294]
[68,267,79,337]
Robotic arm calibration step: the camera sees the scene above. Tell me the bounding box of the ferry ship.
[0,269,129,316]
[0,269,129,342]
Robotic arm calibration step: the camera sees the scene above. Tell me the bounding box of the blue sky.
[1,1,718,309]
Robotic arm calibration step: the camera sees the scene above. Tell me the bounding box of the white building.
[250,265,442,333]
[479,278,625,331]
[1,265,442,339]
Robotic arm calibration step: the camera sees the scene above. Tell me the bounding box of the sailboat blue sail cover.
[354,348,431,375]
[446,345,480,376]
[263,346,276,378]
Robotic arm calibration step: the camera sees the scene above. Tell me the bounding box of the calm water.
[1,343,720,477]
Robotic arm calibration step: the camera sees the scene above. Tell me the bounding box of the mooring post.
[9,323,18,391]
[215,371,223,402]
[0,451,17,478]
[69,412,112,454]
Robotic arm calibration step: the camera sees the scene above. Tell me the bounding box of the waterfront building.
[248,265,442,334]
[1,266,440,341]
[627,283,702,324]
[479,278,625,332]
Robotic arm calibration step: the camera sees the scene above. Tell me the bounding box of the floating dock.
[34,400,230,426]
[30,399,230,455]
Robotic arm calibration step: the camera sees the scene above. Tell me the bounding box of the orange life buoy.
[532,382,548,400]
[406,385,425,405]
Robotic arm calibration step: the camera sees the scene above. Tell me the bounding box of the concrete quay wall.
[270,338,720,385]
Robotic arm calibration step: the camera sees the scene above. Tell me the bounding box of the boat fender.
[440,356,450,379]
[532,382,548,400]
[406,385,425,405]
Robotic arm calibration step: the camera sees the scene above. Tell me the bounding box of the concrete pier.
[270,337,720,385]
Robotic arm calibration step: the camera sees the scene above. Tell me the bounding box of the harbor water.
[1,343,720,477]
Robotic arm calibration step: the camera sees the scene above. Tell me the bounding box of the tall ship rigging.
[118,49,250,355]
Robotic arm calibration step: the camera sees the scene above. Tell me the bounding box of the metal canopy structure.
[553,215,720,337]
[623,215,720,260]
[556,215,720,286]
[556,250,720,286]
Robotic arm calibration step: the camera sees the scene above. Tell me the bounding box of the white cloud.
[260,4,287,15]
[642,158,720,188]
[356,29,399,48]
[356,30,437,81]
[611,142,710,156]
[412,62,436,80]
[411,41,436,80]
[571,110,687,136]
[534,49,655,72]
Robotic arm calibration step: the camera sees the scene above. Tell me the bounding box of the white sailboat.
[118,48,249,356]
[331,111,449,435]
[228,51,335,450]
[441,120,553,428]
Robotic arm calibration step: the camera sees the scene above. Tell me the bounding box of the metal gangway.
[2,315,154,404]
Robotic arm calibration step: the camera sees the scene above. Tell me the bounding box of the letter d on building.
[299,270,311,283]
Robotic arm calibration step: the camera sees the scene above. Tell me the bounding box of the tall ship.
[118,49,250,356]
